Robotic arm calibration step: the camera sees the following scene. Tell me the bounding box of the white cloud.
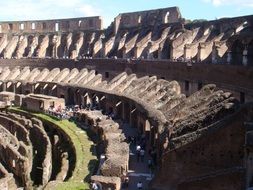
[0,0,101,21]
[203,0,253,7]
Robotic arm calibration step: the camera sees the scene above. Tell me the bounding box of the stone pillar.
[2,82,7,91]
[197,44,205,62]
[243,48,248,66]
[184,45,191,61]
[134,46,139,58]
[31,84,35,94]
[122,47,127,59]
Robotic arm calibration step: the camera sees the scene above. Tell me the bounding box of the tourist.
[122,175,129,188]
[140,149,145,162]
[137,181,143,189]
[91,182,99,190]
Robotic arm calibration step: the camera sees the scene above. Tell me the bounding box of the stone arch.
[74,89,82,106]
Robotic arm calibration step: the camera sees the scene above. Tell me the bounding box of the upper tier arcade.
[0,16,103,33]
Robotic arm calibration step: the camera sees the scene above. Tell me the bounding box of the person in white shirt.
[92,182,99,190]
[137,181,143,189]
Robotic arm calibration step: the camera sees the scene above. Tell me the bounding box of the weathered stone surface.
[91,175,121,190]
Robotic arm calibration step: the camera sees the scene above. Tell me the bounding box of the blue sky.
[0,0,252,28]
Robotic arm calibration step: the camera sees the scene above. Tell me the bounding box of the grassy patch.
[9,107,97,190]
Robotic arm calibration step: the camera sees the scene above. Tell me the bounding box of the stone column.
[2,82,7,91]
[184,45,191,61]
[31,84,35,94]
[122,47,127,59]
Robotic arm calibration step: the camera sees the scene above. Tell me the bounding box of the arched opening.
[164,12,170,24]
[138,15,142,24]
[78,20,82,28]
[67,88,75,105]
[74,89,81,106]
[42,23,46,30]
[9,23,13,31]
[231,40,244,65]
[32,23,36,30]
[83,92,92,108]
[130,107,137,127]
[20,23,24,30]
[115,100,122,119]
[55,23,59,32]
[34,83,41,94]
[99,95,106,112]
[123,102,130,123]
[91,94,100,110]
[6,82,13,92]
[248,40,253,66]
[51,85,57,96]
[162,39,171,59]
[15,82,22,94]
[153,50,158,59]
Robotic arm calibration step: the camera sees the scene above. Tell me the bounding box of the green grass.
[8,107,97,190]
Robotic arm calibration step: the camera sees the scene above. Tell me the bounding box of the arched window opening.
[164,12,170,23]
[32,23,36,30]
[55,23,59,32]
[138,15,142,24]
[20,23,24,30]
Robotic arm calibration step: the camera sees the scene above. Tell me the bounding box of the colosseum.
[0,5,252,190]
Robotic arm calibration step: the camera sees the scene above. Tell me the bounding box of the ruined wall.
[114,7,181,32]
[0,58,251,102]
[151,109,246,190]
[0,8,252,62]
[0,17,102,33]
[177,171,245,190]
